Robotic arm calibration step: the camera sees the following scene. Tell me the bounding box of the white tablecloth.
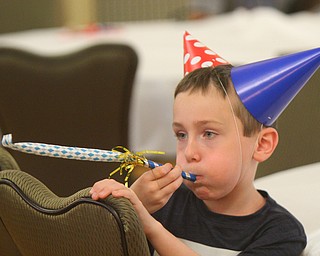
[0,7,319,157]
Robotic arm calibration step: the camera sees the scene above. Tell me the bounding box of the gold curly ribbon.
[109,146,165,187]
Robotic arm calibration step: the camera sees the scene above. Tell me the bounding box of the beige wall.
[0,0,190,34]
[61,0,96,28]
[0,0,63,33]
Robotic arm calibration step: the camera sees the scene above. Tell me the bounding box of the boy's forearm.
[145,217,198,256]
[130,198,198,256]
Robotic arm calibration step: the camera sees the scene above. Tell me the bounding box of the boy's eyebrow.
[172,120,224,128]
[172,122,182,129]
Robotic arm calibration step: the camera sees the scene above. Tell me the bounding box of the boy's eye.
[204,131,216,139]
[175,132,187,140]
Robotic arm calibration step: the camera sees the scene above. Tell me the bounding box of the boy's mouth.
[182,171,196,182]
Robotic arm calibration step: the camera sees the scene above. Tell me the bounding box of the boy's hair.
[174,65,263,137]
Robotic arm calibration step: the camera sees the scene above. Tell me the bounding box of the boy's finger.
[153,165,182,189]
[149,163,173,180]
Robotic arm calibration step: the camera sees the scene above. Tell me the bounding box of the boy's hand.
[130,163,183,214]
[90,178,158,235]
[90,178,126,200]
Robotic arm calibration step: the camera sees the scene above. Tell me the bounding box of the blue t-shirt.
[152,185,306,255]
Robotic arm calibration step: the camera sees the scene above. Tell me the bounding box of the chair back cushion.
[0,170,149,256]
[0,147,20,171]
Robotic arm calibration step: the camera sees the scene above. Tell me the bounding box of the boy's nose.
[184,138,201,162]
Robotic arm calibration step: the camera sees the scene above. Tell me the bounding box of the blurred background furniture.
[0,44,138,196]
[0,169,149,256]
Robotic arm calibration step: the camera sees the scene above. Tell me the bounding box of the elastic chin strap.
[215,75,264,169]
[213,69,243,172]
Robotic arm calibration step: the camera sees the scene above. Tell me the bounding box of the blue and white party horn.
[1,134,196,186]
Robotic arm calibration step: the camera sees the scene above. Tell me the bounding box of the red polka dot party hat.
[183,31,229,75]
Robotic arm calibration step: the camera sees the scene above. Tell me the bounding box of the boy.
[91,33,319,255]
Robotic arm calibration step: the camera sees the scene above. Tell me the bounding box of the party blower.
[1,134,196,187]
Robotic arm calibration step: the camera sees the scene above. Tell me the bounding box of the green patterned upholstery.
[0,147,20,171]
[0,170,149,256]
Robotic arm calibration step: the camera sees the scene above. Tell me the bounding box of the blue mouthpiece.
[181,171,197,182]
[147,159,196,182]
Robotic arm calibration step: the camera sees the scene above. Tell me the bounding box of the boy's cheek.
[175,155,185,166]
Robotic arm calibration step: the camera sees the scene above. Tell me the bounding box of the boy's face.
[173,86,258,203]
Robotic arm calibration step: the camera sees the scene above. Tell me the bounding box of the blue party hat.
[231,47,320,126]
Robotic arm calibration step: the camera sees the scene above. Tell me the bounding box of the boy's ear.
[253,127,279,163]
